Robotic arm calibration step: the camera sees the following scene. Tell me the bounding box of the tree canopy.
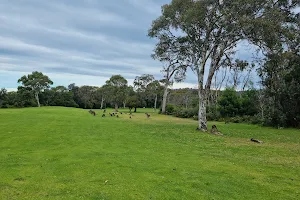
[18,71,53,107]
[149,0,300,131]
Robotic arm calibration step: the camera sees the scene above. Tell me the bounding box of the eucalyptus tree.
[149,0,244,130]
[18,71,53,107]
[95,85,110,109]
[133,74,154,109]
[105,75,128,111]
[151,33,188,114]
[133,74,155,92]
[78,86,97,109]
[146,80,164,111]
[149,0,299,131]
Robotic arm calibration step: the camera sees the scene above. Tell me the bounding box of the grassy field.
[0,107,299,200]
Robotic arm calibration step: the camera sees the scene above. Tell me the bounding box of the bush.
[173,107,198,118]
[1,104,8,108]
[223,115,264,125]
[206,111,221,121]
[165,104,176,115]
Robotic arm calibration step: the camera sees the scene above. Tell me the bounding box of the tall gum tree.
[151,34,188,114]
[18,71,53,107]
[105,75,128,112]
[149,0,299,131]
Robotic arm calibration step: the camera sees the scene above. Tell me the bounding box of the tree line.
[0,72,164,113]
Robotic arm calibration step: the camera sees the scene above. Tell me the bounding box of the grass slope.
[0,107,299,200]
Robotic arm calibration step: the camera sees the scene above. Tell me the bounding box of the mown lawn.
[0,107,299,200]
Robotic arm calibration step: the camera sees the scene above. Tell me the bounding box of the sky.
[0,0,259,91]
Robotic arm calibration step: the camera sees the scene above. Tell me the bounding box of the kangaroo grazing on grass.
[89,110,96,116]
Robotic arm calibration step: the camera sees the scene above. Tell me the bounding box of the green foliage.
[174,107,198,118]
[218,88,241,117]
[133,75,163,109]
[126,95,139,111]
[149,0,299,130]
[260,52,300,127]
[17,71,53,92]
[77,86,97,109]
[40,87,78,108]
[165,104,176,114]
[0,88,7,108]
[105,75,128,109]
[169,89,198,108]
[206,104,221,121]
[133,74,154,92]
[239,90,258,116]
[16,86,37,107]
[17,71,53,107]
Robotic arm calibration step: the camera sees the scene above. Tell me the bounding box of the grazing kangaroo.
[210,125,223,136]
[250,138,263,144]
[145,113,150,118]
[89,110,96,116]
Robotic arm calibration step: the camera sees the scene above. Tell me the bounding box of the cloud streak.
[0,0,168,88]
[0,0,259,90]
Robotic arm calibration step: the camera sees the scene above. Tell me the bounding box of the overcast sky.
[0,0,261,91]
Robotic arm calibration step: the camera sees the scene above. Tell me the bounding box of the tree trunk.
[134,107,137,113]
[100,97,104,109]
[198,89,208,131]
[197,60,208,131]
[162,84,168,114]
[185,95,189,109]
[114,104,118,112]
[123,101,126,109]
[154,94,157,111]
[35,92,40,107]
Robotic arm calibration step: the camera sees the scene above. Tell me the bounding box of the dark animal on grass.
[250,138,263,144]
[120,112,123,114]
[145,113,150,118]
[103,109,106,113]
[117,115,119,118]
[102,114,105,117]
[130,115,132,119]
[89,110,96,116]
[210,125,223,136]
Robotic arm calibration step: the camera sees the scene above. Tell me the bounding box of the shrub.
[165,104,176,115]
[173,107,198,118]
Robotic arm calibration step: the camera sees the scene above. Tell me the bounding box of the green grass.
[0,107,299,200]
